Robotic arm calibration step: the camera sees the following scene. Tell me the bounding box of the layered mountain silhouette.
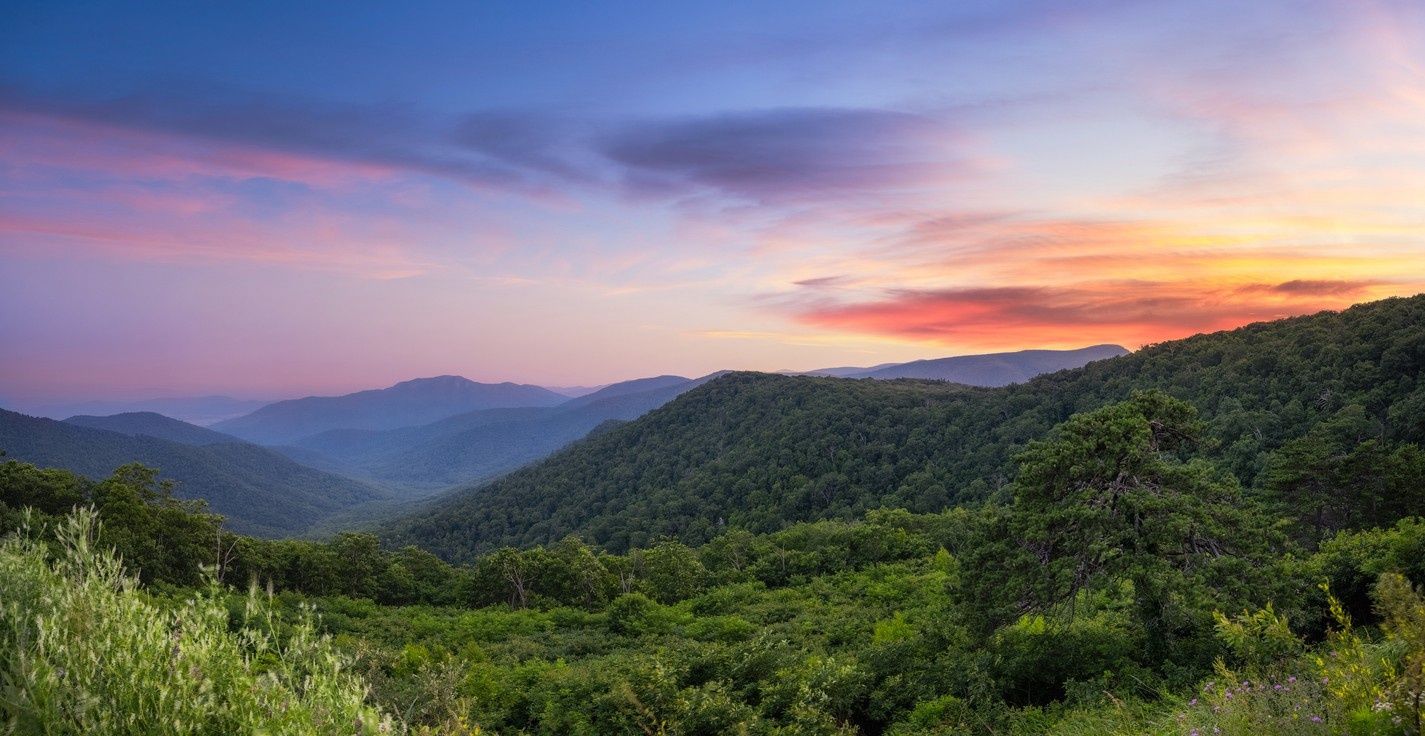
[278,374,721,490]
[5,344,1143,533]
[0,409,387,537]
[211,376,566,444]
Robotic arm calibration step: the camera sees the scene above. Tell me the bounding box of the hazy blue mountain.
[847,344,1129,384]
[278,374,719,490]
[212,376,567,444]
[558,375,695,409]
[797,362,903,378]
[26,396,271,425]
[0,409,388,537]
[543,384,607,398]
[63,412,243,445]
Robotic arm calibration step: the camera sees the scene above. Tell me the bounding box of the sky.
[2,0,1423,406]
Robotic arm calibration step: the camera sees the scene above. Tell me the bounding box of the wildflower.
[1190,699,1198,706]
[1288,676,1296,683]
[1311,716,1321,723]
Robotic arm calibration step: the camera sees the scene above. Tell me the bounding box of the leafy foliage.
[0,509,395,734]
[965,392,1283,667]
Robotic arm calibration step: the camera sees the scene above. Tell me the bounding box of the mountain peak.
[392,375,475,388]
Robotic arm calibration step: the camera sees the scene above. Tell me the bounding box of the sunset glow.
[2,0,1423,407]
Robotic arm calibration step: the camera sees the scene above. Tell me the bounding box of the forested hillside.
[0,410,389,536]
[388,295,1425,560]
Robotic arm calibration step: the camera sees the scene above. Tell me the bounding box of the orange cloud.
[790,280,1394,352]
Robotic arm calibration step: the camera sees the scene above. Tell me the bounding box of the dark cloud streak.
[0,81,546,190]
[600,107,970,203]
[1,81,975,207]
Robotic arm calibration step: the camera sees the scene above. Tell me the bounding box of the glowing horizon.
[3,1,1423,408]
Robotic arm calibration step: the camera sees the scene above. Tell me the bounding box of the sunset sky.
[3,0,1423,406]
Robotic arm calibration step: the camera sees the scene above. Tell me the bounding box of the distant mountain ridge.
[212,376,566,444]
[853,344,1129,384]
[278,373,722,490]
[0,409,388,537]
[64,412,244,445]
[802,345,1129,384]
[27,396,269,425]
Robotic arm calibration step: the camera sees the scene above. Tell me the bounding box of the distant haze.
[33,397,272,426]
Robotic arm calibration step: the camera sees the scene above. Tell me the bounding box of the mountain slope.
[0,410,388,537]
[212,375,566,444]
[64,412,244,445]
[849,344,1129,383]
[386,294,1425,561]
[388,374,996,558]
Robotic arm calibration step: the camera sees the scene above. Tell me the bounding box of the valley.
[3,295,1425,733]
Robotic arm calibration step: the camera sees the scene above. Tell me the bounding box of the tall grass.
[0,508,396,735]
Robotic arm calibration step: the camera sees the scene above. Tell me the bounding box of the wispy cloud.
[0,82,539,191]
[787,279,1392,351]
[600,108,976,204]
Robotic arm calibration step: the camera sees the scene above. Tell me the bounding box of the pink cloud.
[789,280,1392,352]
[0,111,400,189]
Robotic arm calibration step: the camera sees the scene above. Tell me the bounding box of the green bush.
[0,508,395,735]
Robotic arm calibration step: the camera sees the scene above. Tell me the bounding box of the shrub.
[0,508,396,734]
